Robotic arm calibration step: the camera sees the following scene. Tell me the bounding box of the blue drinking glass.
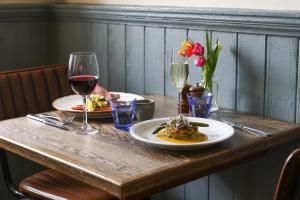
[187,93,213,118]
[110,96,136,131]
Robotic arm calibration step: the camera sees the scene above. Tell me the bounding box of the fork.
[222,120,271,137]
[212,112,271,137]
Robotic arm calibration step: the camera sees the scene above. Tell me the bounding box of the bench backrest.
[0,64,72,120]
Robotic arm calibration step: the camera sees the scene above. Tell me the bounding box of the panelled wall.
[0,6,51,70]
[49,5,300,200]
[50,4,300,123]
[1,4,300,200]
[0,5,51,200]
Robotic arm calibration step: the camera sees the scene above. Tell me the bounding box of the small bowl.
[136,99,155,121]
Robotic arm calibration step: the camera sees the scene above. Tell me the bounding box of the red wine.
[69,75,98,95]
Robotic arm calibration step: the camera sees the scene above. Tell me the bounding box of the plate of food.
[129,115,234,150]
[52,92,144,118]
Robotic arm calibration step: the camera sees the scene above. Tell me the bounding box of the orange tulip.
[178,39,194,57]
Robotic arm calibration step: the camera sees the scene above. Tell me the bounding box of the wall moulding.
[0,4,300,36]
[0,5,50,21]
[50,4,300,36]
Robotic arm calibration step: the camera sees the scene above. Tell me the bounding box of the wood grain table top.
[0,95,299,200]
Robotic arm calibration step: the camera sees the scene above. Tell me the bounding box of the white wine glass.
[170,49,189,114]
[68,52,99,135]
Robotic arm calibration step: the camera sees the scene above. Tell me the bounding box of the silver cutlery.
[38,114,75,125]
[222,120,271,137]
[27,114,69,130]
[211,112,271,137]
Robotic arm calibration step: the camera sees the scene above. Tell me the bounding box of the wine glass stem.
[82,95,88,129]
[178,92,182,114]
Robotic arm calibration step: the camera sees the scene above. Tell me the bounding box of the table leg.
[0,149,27,199]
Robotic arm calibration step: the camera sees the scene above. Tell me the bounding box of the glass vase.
[201,73,219,111]
[210,79,219,111]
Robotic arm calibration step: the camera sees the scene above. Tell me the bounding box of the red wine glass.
[68,52,99,135]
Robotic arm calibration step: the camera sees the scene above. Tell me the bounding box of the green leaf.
[211,41,222,70]
[203,32,222,91]
[206,30,211,55]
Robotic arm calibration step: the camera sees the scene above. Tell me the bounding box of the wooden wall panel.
[108,24,126,91]
[92,23,108,88]
[125,25,144,94]
[52,21,69,63]
[212,32,237,109]
[265,36,298,122]
[237,34,266,115]
[165,185,185,200]
[151,192,164,200]
[0,23,18,71]
[186,178,208,200]
[260,142,296,199]
[41,21,52,65]
[209,168,235,200]
[144,27,165,95]
[296,39,300,123]
[165,28,187,97]
[234,156,264,200]
[53,21,91,64]
[74,22,91,52]
[18,21,43,67]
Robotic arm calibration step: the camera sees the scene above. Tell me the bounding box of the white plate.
[130,117,234,150]
[52,92,144,118]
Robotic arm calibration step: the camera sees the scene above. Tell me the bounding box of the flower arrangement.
[179,31,222,92]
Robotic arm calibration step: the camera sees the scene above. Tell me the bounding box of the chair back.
[0,64,72,120]
[274,148,300,200]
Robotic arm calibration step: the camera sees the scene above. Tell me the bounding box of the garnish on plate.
[153,115,209,144]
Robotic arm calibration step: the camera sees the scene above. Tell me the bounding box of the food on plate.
[71,94,111,112]
[71,84,118,112]
[86,94,109,111]
[153,115,209,144]
[71,105,84,110]
[92,84,120,100]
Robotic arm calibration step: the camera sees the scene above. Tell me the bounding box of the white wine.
[170,62,189,92]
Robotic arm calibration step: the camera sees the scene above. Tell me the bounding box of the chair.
[0,64,117,200]
[274,148,300,200]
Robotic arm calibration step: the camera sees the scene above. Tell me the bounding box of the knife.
[27,114,69,130]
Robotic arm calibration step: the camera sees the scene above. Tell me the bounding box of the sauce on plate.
[156,129,208,144]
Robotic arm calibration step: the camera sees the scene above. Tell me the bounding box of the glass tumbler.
[110,96,136,131]
[187,93,213,118]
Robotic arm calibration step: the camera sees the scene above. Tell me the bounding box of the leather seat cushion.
[19,169,117,200]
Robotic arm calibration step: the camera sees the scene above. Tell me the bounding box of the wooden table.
[0,95,299,199]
